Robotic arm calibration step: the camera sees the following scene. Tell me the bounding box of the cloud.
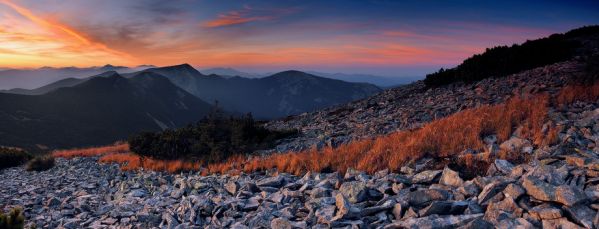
[0,0,134,67]
[202,6,298,28]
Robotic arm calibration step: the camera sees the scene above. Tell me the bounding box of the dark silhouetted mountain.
[0,72,212,150]
[0,65,154,90]
[137,66,382,119]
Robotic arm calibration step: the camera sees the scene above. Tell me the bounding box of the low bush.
[25,155,55,172]
[0,207,25,229]
[0,147,31,170]
[128,110,297,162]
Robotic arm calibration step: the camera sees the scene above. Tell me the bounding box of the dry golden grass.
[556,80,599,105]
[99,153,200,173]
[53,143,129,158]
[207,94,551,175]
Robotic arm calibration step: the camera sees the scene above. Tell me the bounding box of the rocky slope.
[266,60,584,152]
[1,98,598,228]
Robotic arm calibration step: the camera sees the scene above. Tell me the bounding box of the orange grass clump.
[53,143,129,158]
[206,94,551,175]
[556,80,599,105]
[99,153,200,173]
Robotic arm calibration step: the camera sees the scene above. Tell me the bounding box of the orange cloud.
[203,10,273,28]
[0,0,134,67]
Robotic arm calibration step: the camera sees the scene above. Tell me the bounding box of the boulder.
[522,176,588,206]
[477,180,509,205]
[406,189,451,208]
[529,204,563,220]
[439,167,464,187]
[563,204,595,229]
[224,181,239,195]
[339,181,368,203]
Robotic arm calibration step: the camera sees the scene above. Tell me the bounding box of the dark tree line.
[424,26,599,87]
[128,104,297,162]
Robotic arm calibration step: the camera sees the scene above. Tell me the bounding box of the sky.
[0,0,598,77]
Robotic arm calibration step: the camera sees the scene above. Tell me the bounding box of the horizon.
[1,0,598,77]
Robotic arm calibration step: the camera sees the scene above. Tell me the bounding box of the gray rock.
[412,170,442,184]
[529,204,563,220]
[271,218,292,229]
[46,197,61,207]
[418,201,468,217]
[439,167,463,187]
[477,180,509,205]
[339,181,368,203]
[406,189,450,208]
[257,176,285,188]
[385,214,483,229]
[494,159,515,175]
[522,176,588,206]
[224,181,239,195]
[503,183,525,200]
[563,204,595,229]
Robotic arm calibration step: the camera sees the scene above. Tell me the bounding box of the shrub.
[25,155,55,172]
[128,110,297,162]
[0,207,25,229]
[0,147,31,170]
[422,26,599,87]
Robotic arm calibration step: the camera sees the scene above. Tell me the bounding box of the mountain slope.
[138,66,382,119]
[0,72,212,150]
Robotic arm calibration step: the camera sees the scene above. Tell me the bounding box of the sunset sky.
[0,0,598,76]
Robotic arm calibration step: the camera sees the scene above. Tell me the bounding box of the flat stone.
[503,183,525,200]
[418,201,468,217]
[257,176,285,188]
[406,189,450,208]
[384,213,483,229]
[477,180,509,205]
[494,159,515,174]
[529,204,563,220]
[522,176,588,206]
[412,170,442,184]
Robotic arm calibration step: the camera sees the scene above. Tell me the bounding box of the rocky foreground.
[1,99,599,228]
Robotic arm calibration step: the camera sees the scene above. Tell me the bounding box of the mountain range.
[135,64,382,118]
[0,64,155,90]
[0,65,381,150]
[199,67,417,87]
